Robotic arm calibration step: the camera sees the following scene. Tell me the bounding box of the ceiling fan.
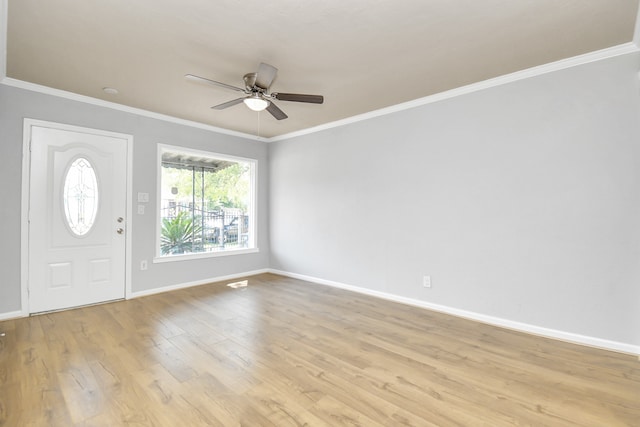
[185,62,324,120]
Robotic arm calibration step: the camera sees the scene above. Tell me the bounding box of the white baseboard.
[4,267,637,356]
[269,269,640,356]
[0,310,27,321]
[0,270,270,319]
[128,268,270,299]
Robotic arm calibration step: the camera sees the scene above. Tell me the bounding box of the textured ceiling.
[5,0,639,138]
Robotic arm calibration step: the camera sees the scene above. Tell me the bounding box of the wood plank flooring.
[0,273,638,426]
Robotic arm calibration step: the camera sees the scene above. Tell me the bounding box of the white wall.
[269,52,640,348]
[0,84,269,315]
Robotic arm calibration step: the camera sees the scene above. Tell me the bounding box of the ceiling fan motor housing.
[243,73,258,92]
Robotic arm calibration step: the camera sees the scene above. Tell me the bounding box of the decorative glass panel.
[63,157,99,236]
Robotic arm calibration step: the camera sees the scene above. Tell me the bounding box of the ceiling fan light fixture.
[244,96,269,111]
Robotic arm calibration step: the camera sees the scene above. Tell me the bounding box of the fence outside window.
[160,201,249,255]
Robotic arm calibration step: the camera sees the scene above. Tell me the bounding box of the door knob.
[116,228,124,234]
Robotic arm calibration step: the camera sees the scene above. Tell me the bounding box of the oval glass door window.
[63,157,99,236]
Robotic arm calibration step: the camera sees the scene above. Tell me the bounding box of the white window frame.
[154,143,258,263]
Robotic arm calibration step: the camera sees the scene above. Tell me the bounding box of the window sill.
[153,247,259,263]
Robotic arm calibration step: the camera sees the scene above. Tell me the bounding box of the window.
[157,145,256,260]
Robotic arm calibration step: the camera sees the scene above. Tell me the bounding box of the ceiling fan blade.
[266,102,288,120]
[211,98,246,110]
[255,63,278,90]
[185,74,246,93]
[273,93,324,104]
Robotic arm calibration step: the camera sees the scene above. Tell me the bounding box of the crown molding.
[269,42,640,142]
[0,2,263,141]
[1,0,638,144]
[0,77,267,142]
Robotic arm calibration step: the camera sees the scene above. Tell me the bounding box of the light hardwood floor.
[0,273,638,426]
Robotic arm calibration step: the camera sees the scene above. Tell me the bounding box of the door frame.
[20,118,133,315]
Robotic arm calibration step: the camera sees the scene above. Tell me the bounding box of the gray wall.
[2,52,639,348]
[0,84,269,314]
[269,52,640,346]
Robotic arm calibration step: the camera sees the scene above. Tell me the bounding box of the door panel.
[28,125,127,313]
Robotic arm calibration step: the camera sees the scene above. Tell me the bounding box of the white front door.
[28,123,128,313]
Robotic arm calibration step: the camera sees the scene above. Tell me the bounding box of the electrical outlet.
[423,275,431,288]
[140,260,148,270]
